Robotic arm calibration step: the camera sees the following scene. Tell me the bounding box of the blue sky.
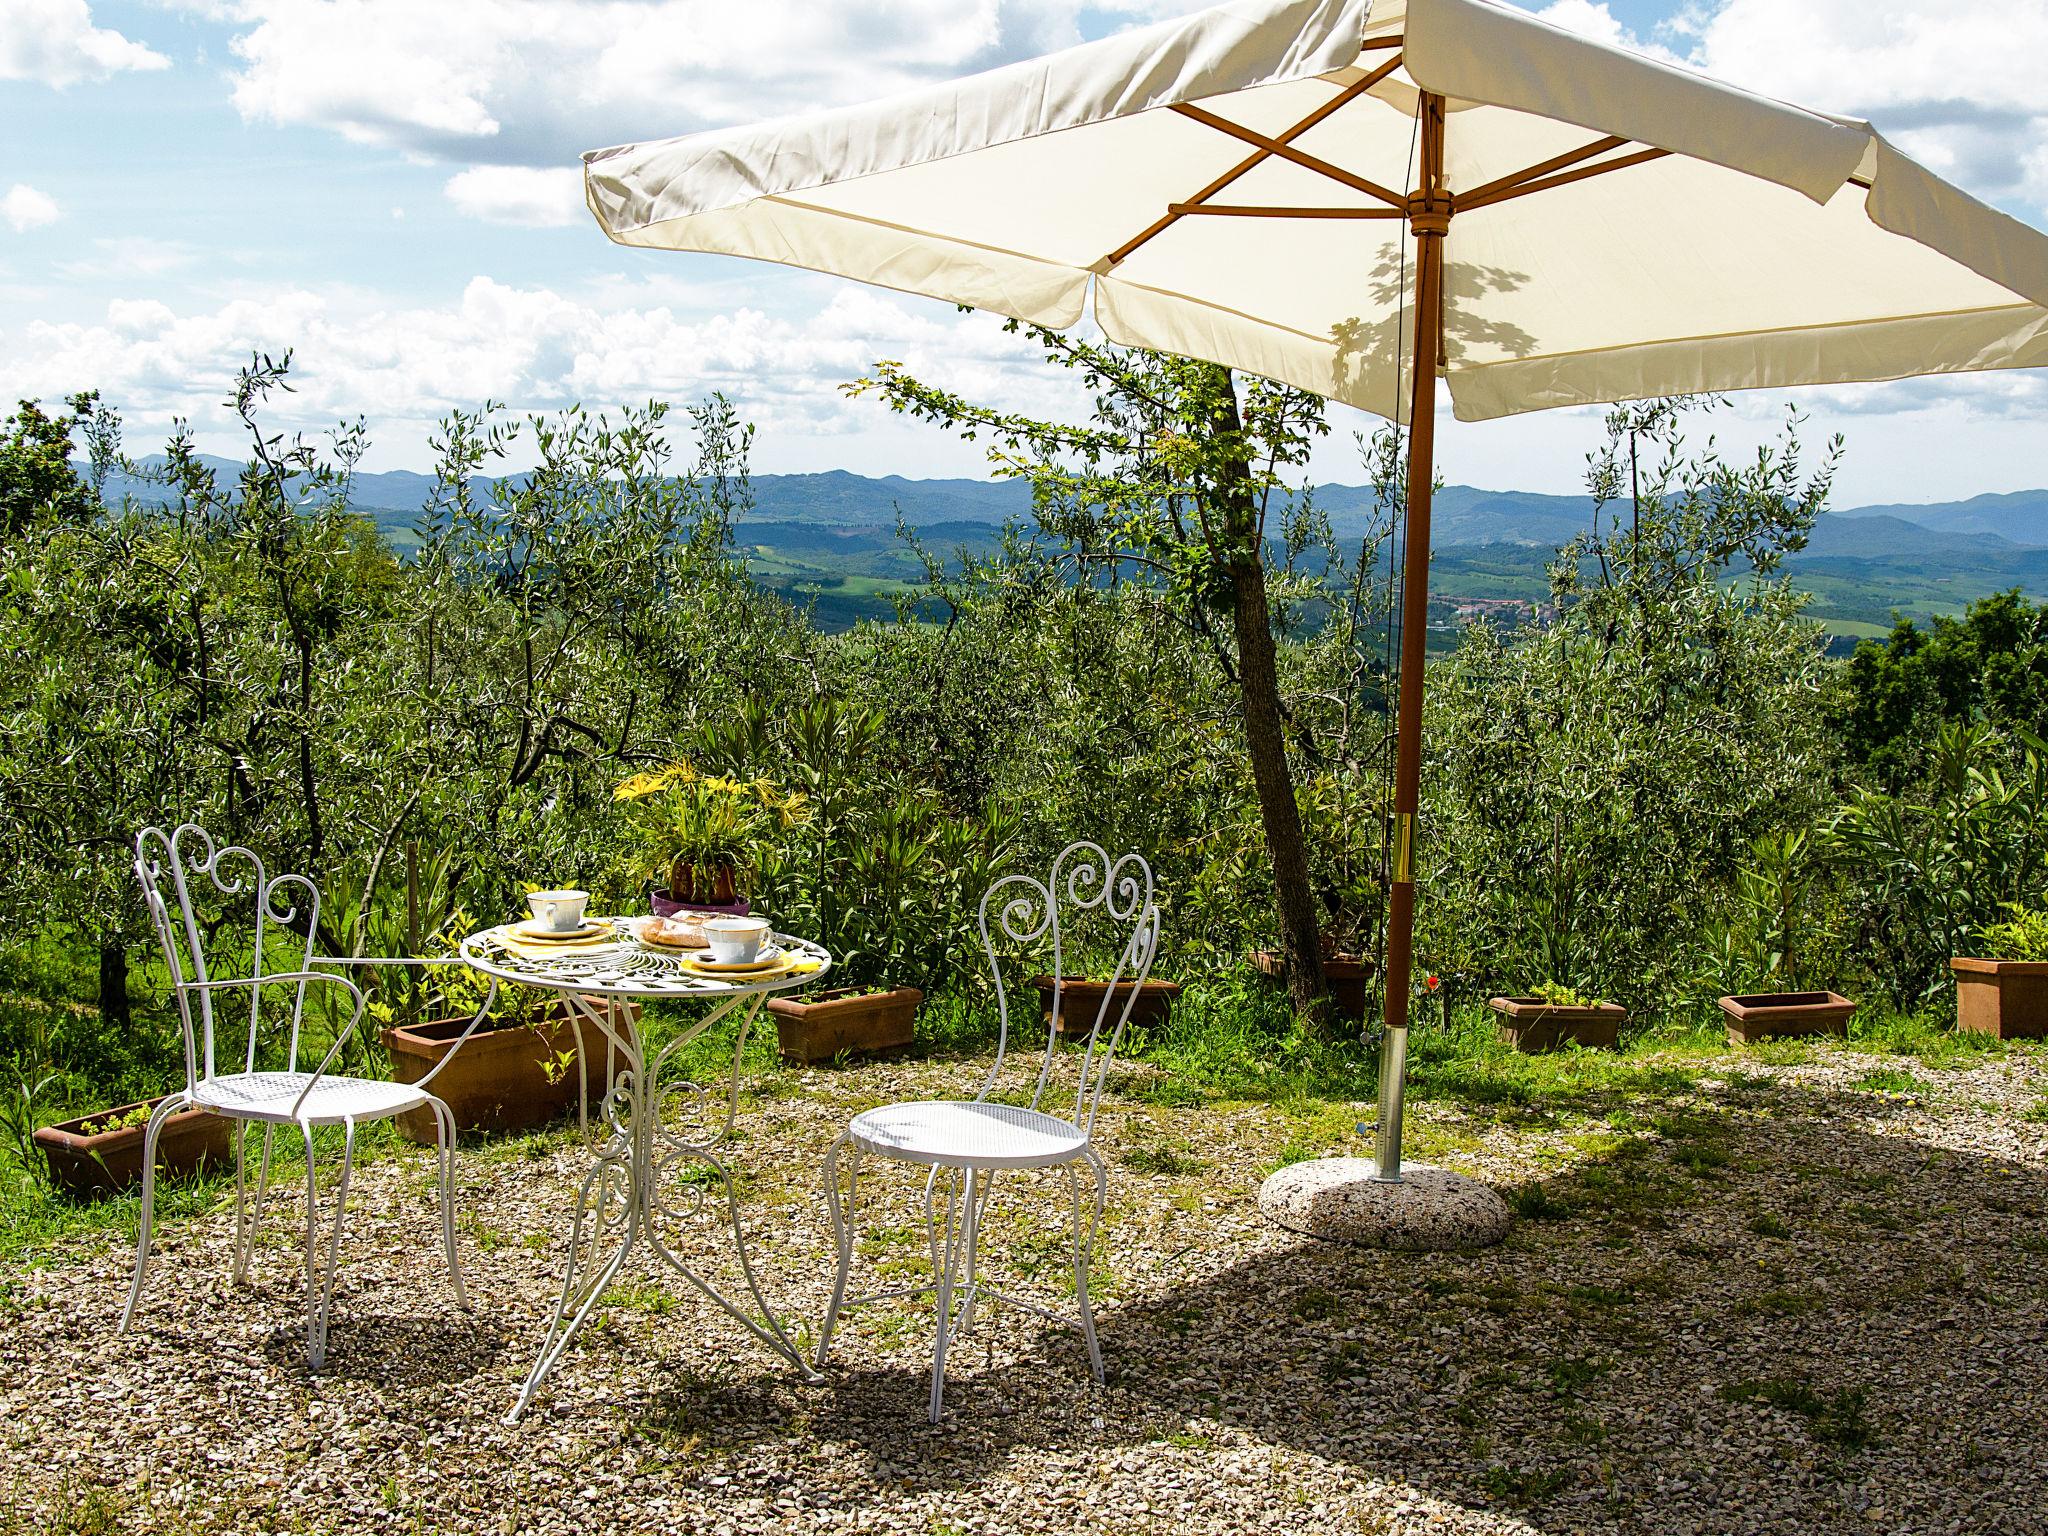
[3,0,2045,504]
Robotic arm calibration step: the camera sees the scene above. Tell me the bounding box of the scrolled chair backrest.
[133,823,323,1093]
[976,841,1160,1137]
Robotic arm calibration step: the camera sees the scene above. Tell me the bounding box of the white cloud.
[0,0,169,86]
[443,165,585,227]
[1531,1,1683,63]
[1675,0,2048,215]
[206,1,1192,211]
[0,276,1080,463]
[3,184,62,232]
[55,236,201,277]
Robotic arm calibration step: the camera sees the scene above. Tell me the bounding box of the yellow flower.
[613,763,695,801]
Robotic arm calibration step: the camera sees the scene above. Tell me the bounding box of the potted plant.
[1490,982,1627,1052]
[1245,774,1383,1020]
[33,1096,234,1202]
[376,953,631,1143]
[612,763,803,914]
[1952,904,2048,1040]
[1708,829,1858,1046]
[1034,973,1183,1037]
[736,702,1016,1064]
[1250,937,1375,1019]
[766,983,924,1064]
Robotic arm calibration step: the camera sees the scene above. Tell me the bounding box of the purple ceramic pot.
[650,888,752,920]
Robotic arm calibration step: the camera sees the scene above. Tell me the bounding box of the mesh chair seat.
[851,1100,1088,1169]
[191,1070,428,1126]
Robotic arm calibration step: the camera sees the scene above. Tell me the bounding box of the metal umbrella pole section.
[1375,89,1446,1183]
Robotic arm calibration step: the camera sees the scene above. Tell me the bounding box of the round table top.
[458,918,833,1001]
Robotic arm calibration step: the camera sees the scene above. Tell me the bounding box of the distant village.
[1439,596,1558,630]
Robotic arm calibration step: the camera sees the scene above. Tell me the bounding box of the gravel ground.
[2,1043,2045,1535]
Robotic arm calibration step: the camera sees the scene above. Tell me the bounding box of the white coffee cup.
[703,915,771,964]
[527,889,590,933]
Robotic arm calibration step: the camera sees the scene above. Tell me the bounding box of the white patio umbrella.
[583,0,2048,1185]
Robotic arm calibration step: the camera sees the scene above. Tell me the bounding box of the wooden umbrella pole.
[1375,92,1448,1183]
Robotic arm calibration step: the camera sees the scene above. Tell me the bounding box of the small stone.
[1256,1158,1512,1250]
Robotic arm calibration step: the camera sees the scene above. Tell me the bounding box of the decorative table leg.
[639,996,825,1383]
[506,1065,642,1423]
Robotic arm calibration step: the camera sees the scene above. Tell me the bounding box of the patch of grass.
[1733,1287,1825,1318]
[1564,1281,1632,1307]
[1742,1038,1817,1065]
[1482,1466,1571,1507]
[1544,1355,1610,1398]
[1504,1182,1573,1221]
[1321,1340,1368,1383]
[1852,1066,1932,1096]
[1290,1286,1343,1321]
[1845,1201,1905,1231]
[1748,1212,1792,1240]
[1117,1141,1205,1177]
[1848,1006,2004,1064]
[1670,1140,1732,1176]
[608,1281,682,1315]
[1720,1377,1877,1451]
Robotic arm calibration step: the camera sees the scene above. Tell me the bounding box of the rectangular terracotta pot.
[766,986,920,1064]
[1250,950,1375,1019]
[382,998,632,1145]
[1718,990,1856,1046]
[33,1095,234,1202]
[1033,975,1182,1036]
[1951,958,2048,1040]
[1489,996,1626,1052]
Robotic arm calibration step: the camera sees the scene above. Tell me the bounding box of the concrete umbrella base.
[1258,1158,1511,1252]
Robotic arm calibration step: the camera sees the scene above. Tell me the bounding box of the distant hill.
[1835,489,2048,547]
[86,455,2048,634]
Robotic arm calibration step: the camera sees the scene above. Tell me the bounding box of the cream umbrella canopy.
[584,0,2048,1182]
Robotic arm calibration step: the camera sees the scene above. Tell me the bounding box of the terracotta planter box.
[1951,958,2048,1040]
[1033,975,1183,1037]
[1251,950,1376,1019]
[382,998,632,1145]
[1718,990,1856,1046]
[33,1095,234,1202]
[767,986,921,1064]
[1489,996,1626,1052]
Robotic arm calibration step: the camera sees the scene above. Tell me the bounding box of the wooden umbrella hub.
[1405,192,1451,237]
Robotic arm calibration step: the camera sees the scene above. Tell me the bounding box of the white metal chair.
[121,823,495,1368]
[815,841,1159,1421]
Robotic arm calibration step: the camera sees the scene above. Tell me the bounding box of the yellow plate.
[677,947,786,973]
[511,919,612,943]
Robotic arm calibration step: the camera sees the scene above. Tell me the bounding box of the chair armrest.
[182,971,368,1118]
[309,956,501,1094]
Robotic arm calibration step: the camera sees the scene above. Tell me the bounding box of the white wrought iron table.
[458,917,831,1421]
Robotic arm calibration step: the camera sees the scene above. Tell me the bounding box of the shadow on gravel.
[273,1310,513,1384]
[1074,1079,2048,1534]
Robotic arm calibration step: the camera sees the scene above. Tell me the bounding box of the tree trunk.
[98,939,131,1031]
[1229,556,1330,1018]
[1204,368,1329,1020]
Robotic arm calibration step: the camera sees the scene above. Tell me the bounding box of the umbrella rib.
[1167,204,1404,218]
[1454,135,1629,208]
[1454,147,1672,213]
[1103,55,1405,268]
[1169,103,1410,210]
